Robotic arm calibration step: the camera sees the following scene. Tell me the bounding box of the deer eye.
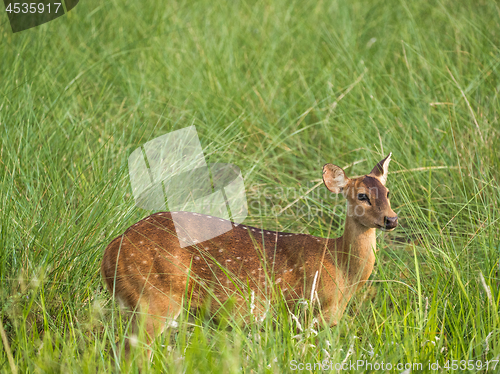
[357,193,370,204]
[387,191,390,198]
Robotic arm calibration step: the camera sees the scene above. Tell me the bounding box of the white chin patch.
[380,227,395,232]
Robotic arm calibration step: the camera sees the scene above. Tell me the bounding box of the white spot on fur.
[275,278,281,284]
[195,256,200,260]
[219,249,224,253]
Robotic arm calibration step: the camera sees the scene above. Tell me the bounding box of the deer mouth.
[380,226,396,232]
[376,224,396,232]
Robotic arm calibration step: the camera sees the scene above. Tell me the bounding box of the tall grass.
[1,0,499,372]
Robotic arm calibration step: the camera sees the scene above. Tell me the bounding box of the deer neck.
[331,214,377,281]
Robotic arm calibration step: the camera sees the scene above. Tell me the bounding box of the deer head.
[322,153,398,231]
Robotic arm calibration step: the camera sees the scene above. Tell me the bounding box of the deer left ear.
[369,152,392,185]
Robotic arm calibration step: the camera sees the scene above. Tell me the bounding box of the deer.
[101,153,398,354]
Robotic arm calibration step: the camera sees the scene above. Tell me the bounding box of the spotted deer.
[101,153,397,352]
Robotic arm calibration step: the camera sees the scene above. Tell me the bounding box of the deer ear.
[323,164,350,193]
[369,152,392,185]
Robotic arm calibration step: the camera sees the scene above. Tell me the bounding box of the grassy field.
[1,0,500,372]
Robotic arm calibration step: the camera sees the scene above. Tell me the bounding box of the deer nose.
[384,216,398,229]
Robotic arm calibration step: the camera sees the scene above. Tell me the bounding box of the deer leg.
[124,292,183,360]
[316,284,352,328]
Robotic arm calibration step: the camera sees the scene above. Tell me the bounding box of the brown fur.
[101,154,398,353]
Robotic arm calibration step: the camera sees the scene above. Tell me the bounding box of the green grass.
[1,0,500,372]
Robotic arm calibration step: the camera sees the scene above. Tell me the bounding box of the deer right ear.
[369,152,392,186]
[323,164,350,193]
